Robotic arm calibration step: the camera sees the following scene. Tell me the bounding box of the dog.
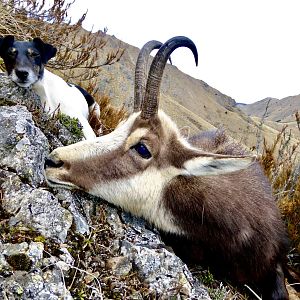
[0,35,100,140]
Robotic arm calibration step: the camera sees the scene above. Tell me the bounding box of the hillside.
[93,33,295,150]
[238,96,300,139]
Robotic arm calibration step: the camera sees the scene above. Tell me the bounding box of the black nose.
[15,70,29,81]
[44,157,64,169]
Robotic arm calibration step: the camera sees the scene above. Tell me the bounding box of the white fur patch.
[125,128,149,150]
[184,156,254,176]
[89,165,183,234]
[50,112,141,161]
[239,228,254,244]
[32,69,96,139]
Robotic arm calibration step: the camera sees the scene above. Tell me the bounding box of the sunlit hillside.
[93,33,300,152]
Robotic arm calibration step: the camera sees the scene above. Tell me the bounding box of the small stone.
[106,256,132,276]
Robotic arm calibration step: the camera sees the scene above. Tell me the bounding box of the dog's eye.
[7,49,16,57]
[29,51,40,58]
[131,142,152,159]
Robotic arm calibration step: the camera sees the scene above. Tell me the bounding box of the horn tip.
[195,55,199,66]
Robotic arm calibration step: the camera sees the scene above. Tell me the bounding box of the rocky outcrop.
[0,75,210,299]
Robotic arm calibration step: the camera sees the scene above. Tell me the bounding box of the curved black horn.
[134,40,163,112]
[141,36,198,119]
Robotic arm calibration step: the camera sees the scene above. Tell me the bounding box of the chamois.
[44,36,289,299]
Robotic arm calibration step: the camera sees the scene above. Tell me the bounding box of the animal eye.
[7,49,16,57]
[132,142,152,159]
[29,51,40,58]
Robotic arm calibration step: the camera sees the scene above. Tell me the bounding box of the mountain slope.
[94,34,296,149]
[238,96,300,139]
[238,96,300,122]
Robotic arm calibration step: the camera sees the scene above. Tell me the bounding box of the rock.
[0,74,211,299]
[55,189,90,235]
[0,269,73,300]
[0,242,44,272]
[119,212,209,299]
[0,241,73,299]
[1,171,73,243]
[0,75,39,107]
[0,105,48,187]
[106,256,132,276]
[0,75,77,299]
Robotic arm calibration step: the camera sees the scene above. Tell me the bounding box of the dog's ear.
[33,38,57,63]
[0,35,15,57]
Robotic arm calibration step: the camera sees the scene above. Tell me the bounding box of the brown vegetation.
[260,113,300,274]
[83,80,127,135]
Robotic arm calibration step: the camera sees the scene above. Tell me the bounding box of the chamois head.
[44,36,254,232]
[44,36,288,299]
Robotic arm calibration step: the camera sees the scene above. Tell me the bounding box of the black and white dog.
[0,35,100,139]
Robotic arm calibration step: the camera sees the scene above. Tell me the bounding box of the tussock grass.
[82,80,128,135]
[91,94,127,135]
[260,113,300,271]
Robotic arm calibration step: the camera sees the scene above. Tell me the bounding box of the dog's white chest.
[33,69,89,118]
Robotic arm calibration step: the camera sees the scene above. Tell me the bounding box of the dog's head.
[0,35,57,87]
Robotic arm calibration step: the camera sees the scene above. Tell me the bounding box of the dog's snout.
[44,157,64,169]
[15,70,29,81]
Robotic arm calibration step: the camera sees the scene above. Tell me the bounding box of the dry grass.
[83,80,128,135]
[92,94,127,135]
[260,113,300,270]
[0,0,124,80]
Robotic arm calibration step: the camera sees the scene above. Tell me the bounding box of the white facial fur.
[48,112,140,163]
[90,165,184,234]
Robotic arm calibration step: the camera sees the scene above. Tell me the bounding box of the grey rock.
[0,242,44,271]
[105,210,209,299]
[120,228,209,299]
[0,75,39,107]
[0,75,78,300]
[106,206,125,237]
[0,269,73,300]
[1,172,72,243]
[0,105,49,187]
[0,242,73,299]
[55,190,90,235]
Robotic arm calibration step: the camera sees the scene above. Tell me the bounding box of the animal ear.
[0,35,14,57]
[33,37,57,63]
[184,155,255,176]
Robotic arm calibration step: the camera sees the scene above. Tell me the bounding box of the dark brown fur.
[188,128,247,156]
[161,130,289,299]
